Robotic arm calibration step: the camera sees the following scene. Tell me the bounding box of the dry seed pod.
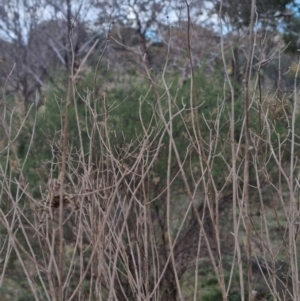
[48,178,78,210]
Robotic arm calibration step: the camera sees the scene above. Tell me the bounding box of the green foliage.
[284,16,300,53]
[5,65,248,193]
[216,0,294,29]
[202,288,223,301]
[17,293,35,301]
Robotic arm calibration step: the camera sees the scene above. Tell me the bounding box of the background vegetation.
[1,0,300,300]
